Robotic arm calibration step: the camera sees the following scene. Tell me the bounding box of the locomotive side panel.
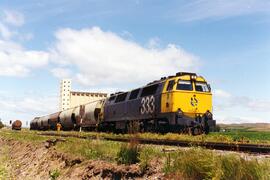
[104,83,164,123]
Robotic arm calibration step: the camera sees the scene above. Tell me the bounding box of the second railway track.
[38,132,270,154]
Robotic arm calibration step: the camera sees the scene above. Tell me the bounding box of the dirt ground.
[0,137,165,180]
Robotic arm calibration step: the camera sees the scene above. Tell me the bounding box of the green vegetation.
[210,131,270,143]
[116,141,140,165]
[163,148,270,180]
[56,138,122,162]
[0,146,10,179]
[0,129,50,143]
[51,130,270,145]
[49,169,60,180]
[219,123,270,132]
[1,128,270,180]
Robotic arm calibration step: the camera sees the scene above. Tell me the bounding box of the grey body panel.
[104,82,165,122]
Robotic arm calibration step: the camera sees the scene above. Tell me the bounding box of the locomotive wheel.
[189,127,201,136]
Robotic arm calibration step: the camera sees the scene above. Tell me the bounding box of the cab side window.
[129,89,140,100]
[166,80,175,91]
[115,93,128,103]
[141,84,158,97]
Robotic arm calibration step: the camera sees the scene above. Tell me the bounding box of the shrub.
[139,147,161,172]
[49,169,60,180]
[163,148,215,179]
[163,148,270,180]
[116,141,140,165]
[0,121,4,129]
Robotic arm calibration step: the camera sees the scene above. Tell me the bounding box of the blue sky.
[0,0,269,126]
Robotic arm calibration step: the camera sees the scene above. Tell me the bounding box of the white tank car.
[81,100,105,128]
[59,108,76,130]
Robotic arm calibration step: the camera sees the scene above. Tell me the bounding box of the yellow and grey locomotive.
[30,72,215,135]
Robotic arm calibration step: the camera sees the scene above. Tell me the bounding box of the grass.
[211,131,270,143]
[1,129,270,179]
[163,148,270,180]
[0,128,49,143]
[45,130,270,145]
[116,140,140,165]
[56,137,122,162]
[0,145,10,179]
[219,123,270,132]
[49,169,60,180]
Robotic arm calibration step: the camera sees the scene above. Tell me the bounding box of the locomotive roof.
[110,72,203,97]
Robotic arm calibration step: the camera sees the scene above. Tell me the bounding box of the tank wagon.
[30,72,216,135]
[12,120,22,130]
[30,112,61,131]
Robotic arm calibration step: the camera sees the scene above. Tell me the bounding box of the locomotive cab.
[161,73,215,134]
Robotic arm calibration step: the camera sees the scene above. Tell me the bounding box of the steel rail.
[38,132,270,154]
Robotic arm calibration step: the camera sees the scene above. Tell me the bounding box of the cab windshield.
[177,80,193,91]
[195,82,210,92]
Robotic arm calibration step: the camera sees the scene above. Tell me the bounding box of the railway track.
[38,132,270,154]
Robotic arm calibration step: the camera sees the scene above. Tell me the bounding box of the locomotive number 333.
[141,95,155,114]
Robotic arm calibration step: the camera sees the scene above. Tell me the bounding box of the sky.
[0,0,269,126]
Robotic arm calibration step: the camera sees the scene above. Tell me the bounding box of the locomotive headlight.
[191,75,197,80]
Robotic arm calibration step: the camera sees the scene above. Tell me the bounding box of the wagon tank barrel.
[12,120,22,130]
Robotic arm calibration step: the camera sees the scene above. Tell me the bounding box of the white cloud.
[0,94,58,126]
[0,10,49,77]
[0,40,49,77]
[213,89,270,123]
[214,89,270,112]
[169,0,270,22]
[51,27,199,87]
[147,37,161,49]
[0,22,13,39]
[3,10,24,26]
[213,89,231,98]
[51,67,72,79]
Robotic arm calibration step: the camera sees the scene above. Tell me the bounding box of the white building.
[59,79,72,111]
[59,79,107,111]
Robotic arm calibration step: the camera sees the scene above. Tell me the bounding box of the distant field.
[218,123,270,132]
[210,131,270,143]
[214,123,270,143]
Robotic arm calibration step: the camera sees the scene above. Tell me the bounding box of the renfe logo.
[191,95,198,107]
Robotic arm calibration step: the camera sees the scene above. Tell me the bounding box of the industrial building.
[59,79,107,111]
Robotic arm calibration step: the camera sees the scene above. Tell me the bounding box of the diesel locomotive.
[30,72,216,135]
